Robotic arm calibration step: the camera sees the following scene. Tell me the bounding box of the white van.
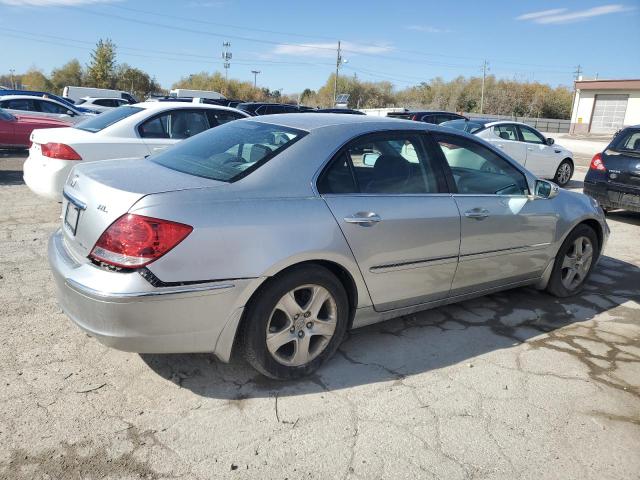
[63,86,137,104]
[169,89,226,100]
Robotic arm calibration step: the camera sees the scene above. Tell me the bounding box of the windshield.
[440,119,485,133]
[611,129,640,153]
[74,106,144,132]
[152,120,306,182]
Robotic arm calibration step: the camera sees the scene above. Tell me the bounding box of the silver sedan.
[49,114,609,379]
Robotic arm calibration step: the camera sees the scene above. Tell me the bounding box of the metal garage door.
[590,94,628,133]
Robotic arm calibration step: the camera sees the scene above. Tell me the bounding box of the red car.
[0,109,72,149]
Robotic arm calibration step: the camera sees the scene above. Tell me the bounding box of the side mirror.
[534,179,559,199]
[546,137,555,146]
[66,110,75,116]
[362,152,380,166]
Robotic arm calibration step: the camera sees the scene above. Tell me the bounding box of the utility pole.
[222,42,232,83]
[9,69,15,89]
[480,60,489,114]
[569,64,582,132]
[333,41,342,106]
[251,70,261,88]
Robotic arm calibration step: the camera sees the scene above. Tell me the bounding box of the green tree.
[20,68,52,91]
[86,39,117,88]
[115,64,162,99]
[50,59,83,93]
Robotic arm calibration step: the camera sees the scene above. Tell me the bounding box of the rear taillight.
[41,143,82,160]
[89,214,193,268]
[590,153,606,171]
[411,114,419,121]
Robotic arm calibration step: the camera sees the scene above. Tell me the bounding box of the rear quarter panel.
[130,193,372,308]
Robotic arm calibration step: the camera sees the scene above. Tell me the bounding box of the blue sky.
[1,0,639,93]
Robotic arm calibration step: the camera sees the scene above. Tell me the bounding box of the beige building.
[570,79,640,134]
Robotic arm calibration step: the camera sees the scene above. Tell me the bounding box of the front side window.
[319,133,441,195]
[75,106,144,133]
[518,125,545,144]
[139,109,209,139]
[493,124,519,141]
[435,133,529,196]
[205,110,245,127]
[151,121,305,182]
[37,100,68,114]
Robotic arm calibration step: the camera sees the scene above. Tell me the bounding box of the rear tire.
[546,224,598,297]
[554,159,573,187]
[242,265,349,380]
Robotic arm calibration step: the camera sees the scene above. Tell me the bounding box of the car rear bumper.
[23,151,74,200]
[584,181,640,213]
[48,229,260,360]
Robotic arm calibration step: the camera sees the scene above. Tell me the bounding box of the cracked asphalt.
[1,152,639,479]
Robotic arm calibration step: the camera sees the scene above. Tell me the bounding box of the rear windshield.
[440,119,484,133]
[611,129,640,153]
[151,121,306,182]
[74,106,144,132]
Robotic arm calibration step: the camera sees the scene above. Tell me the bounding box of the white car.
[441,119,574,186]
[75,97,131,113]
[24,101,249,200]
[0,95,93,125]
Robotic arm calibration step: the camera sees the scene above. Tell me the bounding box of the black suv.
[584,125,640,213]
[236,103,313,116]
[387,110,467,124]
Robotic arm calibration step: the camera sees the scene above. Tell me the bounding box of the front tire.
[242,265,349,380]
[554,159,573,187]
[546,224,598,297]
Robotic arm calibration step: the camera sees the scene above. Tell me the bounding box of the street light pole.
[251,70,261,88]
[9,69,15,89]
[333,41,342,106]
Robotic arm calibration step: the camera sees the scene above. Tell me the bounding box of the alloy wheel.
[265,285,338,367]
[560,236,594,290]
[557,162,572,185]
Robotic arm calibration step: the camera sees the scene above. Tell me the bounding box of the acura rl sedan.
[49,114,608,379]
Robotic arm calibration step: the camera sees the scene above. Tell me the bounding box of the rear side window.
[493,124,519,141]
[75,106,144,133]
[2,99,34,111]
[440,119,484,133]
[151,121,305,182]
[612,129,640,152]
[139,109,209,139]
[318,132,443,195]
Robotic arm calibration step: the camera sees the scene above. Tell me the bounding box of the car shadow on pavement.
[565,179,584,189]
[140,255,640,399]
[606,211,640,226]
[0,170,24,186]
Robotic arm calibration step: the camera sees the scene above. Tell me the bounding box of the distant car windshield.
[74,106,144,132]
[440,119,485,133]
[152,121,306,182]
[611,129,640,153]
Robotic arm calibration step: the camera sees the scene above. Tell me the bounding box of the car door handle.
[464,208,490,219]
[343,212,382,226]
[527,147,534,151]
[496,144,505,149]
[153,146,169,151]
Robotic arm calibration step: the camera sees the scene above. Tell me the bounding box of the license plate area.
[64,202,80,235]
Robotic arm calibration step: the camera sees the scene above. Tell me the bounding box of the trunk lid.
[603,149,640,191]
[30,126,93,146]
[61,158,226,261]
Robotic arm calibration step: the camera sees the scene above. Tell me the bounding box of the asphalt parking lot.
[1,151,638,479]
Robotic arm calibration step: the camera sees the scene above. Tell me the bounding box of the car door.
[482,124,527,165]
[139,109,210,154]
[517,124,556,178]
[431,132,558,294]
[318,131,460,312]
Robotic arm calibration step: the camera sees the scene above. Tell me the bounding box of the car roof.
[81,97,124,101]
[248,112,435,132]
[133,101,248,114]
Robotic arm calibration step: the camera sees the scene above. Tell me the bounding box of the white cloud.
[516,8,567,21]
[0,0,115,5]
[517,4,634,24]
[405,25,450,33]
[273,41,392,58]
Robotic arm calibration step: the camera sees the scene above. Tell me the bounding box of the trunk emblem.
[69,175,79,187]
[97,205,108,213]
